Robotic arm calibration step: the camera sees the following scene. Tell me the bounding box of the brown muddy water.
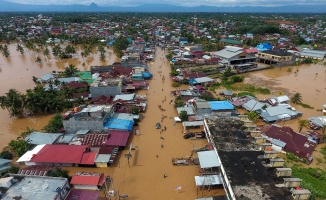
[1,45,326,198]
[244,64,326,131]
[64,48,219,199]
[0,44,117,149]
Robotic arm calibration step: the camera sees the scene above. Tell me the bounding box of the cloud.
[7,0,326,7]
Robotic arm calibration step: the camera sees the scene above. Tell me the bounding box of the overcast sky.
[6,0,326,7]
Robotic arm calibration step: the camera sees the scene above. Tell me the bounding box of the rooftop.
[91,77,122,87]
[24,132,62,145]
[66,189,100,200]
[219,151,292,200]
[0,174,69,200]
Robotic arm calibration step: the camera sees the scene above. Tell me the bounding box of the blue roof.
[256,42,272,51]
[142,72,153,79]
[209,101,234,110]
[104,118,134,131]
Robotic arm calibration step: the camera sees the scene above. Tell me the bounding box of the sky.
[6,0,326,7]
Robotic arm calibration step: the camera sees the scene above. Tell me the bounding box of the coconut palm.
[298,119,309,133]
[64,64,79,77]
[0,89,24,116]
[290,93,302,104]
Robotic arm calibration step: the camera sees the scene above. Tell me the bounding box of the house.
[28,144,93,166]
[256,42,272,51]
[242,99,269,113]
[194,101,212,116]
[260,125,316,164]
[37,73,56,83]
[0,174,70,199]
[65,189,100,200]
[260,105,302,123]
[257,49,293,65]
[208,101,235,117]
[24,131,62,146]
[90,77,122,98]
[188,77,215,86]
[212,46,257,71]
[298,49,326,60]
[308,116,326,129]
[62,105,114,134]
[70,172,107,190]
[0,158,11,173]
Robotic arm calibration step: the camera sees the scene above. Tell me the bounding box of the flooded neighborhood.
[0,12,325,200]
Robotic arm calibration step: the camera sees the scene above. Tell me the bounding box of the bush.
[172,82,181,88]
[230,75,244,83]
[43,113,63,133]
[0,151,13,159]
[131,107,139,115]
[174,100,185,108]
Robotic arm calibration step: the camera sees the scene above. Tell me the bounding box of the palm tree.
[1,89,24,116]
[290,93,302,104]
[64,64,79,77]
[298,119,309,133]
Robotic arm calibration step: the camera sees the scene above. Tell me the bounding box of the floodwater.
[0,43,117,149]
[243,64,326,131]
[1,44,326,198]
[64,48,221,199]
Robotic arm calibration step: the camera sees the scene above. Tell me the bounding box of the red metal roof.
[31,144,89,164]
[66,189,100,200]
[104,130,130,147]
[260,125,316,161]
[80,152,97,165]
[82,133,109,146]
[71,173,106,186]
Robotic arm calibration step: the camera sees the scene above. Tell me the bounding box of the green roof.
[75,71,94,83]
[219,38,243,45]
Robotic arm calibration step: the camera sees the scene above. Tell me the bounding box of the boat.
[172,157,196,166]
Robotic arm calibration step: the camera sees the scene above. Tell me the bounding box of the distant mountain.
[0,1,326,13]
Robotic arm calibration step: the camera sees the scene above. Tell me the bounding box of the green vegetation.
[0,66,86,117]
[230,75,244,83]
[199,93,219,101]
[298,119,309,132]
[237,92,256,98]
[0,150,13,159]
[47,168,70,179]
[291,165,326,200]
[291,93,303,104]
[113,35,130,58]
[209,83,220,92]
[247,111,259,121]
[299,103,314,109]
[179,110,188,122]
[8,129,32,157]
[321,146,326,160]
[224,83,270,95]
[174,99,185,108]
[43,114,63,133]
[172,82,182,88]
[131,107,140,115]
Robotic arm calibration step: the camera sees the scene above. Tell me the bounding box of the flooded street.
[0,44,116,148]
[64,48,216,199]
